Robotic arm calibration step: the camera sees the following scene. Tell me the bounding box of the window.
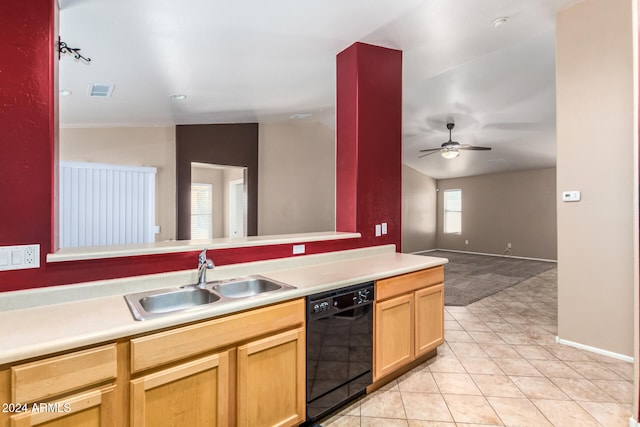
[444,189,462,234]
[191,183,213,239]
[59,161,157,247]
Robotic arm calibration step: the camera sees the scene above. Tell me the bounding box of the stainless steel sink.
[139,288,220,313]
[124,275,296,320]
[213,276,295,298]
[125,287,220,320]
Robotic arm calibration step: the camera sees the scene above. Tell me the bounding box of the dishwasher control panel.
[307,282,374,319]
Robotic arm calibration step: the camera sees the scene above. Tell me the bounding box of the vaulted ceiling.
[59,0,579,179]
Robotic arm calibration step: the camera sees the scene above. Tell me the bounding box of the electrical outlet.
[0,244,40,271]
[25,247,36,265]
[465,240,469,245]
[375,224,382,237]
[293,244,305,255]
[507,243,512,249]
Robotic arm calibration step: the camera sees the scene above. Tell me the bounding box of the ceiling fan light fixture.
[441,149,460,159]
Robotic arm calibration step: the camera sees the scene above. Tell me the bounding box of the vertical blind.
[59,161,157,248]
[191,183,213,239]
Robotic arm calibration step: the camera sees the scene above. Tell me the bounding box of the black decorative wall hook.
[58,36,91,63]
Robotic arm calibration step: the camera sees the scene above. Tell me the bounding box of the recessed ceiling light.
[59,90,72,96]
[169,94,187,101]
[289,113,312,120]
[492,17,509,27]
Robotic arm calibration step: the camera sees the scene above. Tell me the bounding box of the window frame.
[191,182,213,240]
[443,189,462,235]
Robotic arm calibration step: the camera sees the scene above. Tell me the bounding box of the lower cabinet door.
[236,327,305,427]
[130,352,230,427]
[415,283,445,357]
[9,386,116,427]
[374,293,414,380]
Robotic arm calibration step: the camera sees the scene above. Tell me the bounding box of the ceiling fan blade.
[418,150,442,159]
[418,147,442,153]
[459,146,492,151]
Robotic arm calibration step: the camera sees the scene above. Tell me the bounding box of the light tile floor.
[321,268,635,426]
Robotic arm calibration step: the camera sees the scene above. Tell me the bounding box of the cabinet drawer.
[131,298,305,373]
[11,344,117,403]
[376,267,444,301]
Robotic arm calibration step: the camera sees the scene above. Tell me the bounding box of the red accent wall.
[0,2,402,293]
[336,43,403,249]
[0,0,59,289]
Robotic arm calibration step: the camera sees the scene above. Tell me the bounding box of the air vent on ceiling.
[88,84,115,98]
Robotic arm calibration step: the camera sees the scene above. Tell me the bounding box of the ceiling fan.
[419,123,492,159]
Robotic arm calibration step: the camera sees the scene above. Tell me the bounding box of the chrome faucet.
[196,249,214,287]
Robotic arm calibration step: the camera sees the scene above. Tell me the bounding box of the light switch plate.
[0,244,40,271]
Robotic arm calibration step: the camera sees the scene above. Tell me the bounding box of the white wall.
[257,122,335,235]
[436,168,557,260]
[402,164,437,253]
[556,0,636,357]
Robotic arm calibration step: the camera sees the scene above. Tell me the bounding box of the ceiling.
[59,0,579,179]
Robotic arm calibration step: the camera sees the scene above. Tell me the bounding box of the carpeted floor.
[418,250,556,306]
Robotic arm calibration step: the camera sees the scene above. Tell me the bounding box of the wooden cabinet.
[129,298,306,427]
[3,344,120,427]
[130,352,229,426]
[374,294,413,378]
[237,327,305,427]
[374,267,444,381]
[415,283,444,357]
[1,298,305,427]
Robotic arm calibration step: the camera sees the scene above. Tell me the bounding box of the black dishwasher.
[305,282,374,424]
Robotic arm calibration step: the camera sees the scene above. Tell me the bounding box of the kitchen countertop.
[0,245,447,365]
[47,231,361,262]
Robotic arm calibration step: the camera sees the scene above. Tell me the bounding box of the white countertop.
[0,245,447,365]
[47,231,361,262]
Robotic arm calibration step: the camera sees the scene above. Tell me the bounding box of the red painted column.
[0,0,58,278]
[336,43,403,249]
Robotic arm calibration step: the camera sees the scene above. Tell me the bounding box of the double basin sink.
[124,275,296,320]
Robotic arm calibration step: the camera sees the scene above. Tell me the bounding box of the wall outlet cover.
[0,244,40,271]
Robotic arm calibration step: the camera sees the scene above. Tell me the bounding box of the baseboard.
[410,249,438,255]
[629,417,640,427]
[427,248,557,263]
[555,336,634,363]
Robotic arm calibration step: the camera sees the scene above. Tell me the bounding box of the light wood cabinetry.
[374,267,444,381]
[129,298,306,427]
[2,344,120,427]
[237,327,305,427]
[130,352,229,426]
[415,283,444,357]
[374,294,413,378]
[1,298,305,427]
